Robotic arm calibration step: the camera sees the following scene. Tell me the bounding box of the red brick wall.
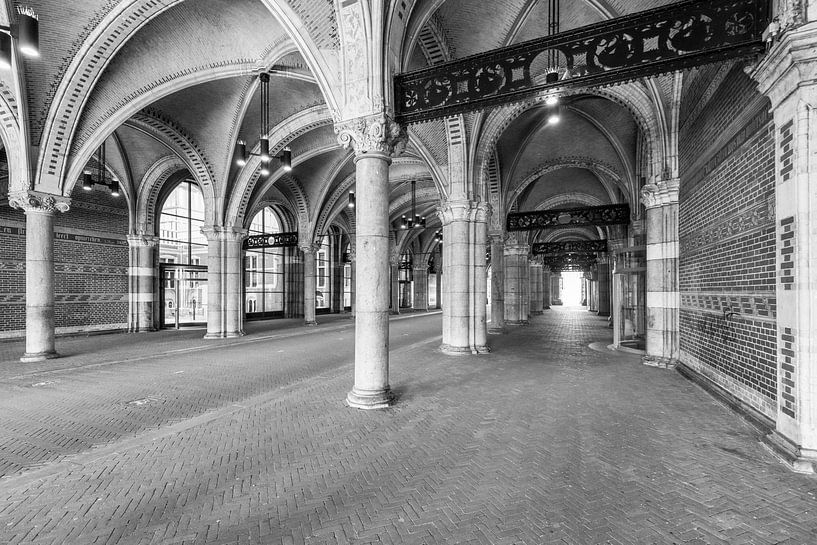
[678,64,777,418]
[0,187,129,338]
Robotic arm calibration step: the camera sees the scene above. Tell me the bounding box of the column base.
[474,345,491,354]
[531,310,544,316]
[542,305,550,310]
[346,387,394,410]
[204,332,225,339]
[763,431,817,474]
[20,351,59,363]
[389,311,400,315]
[304,320,317,326]
[224,330,245,338]
[440,343,472,355]
[642,355,678,369]
[505,320,529,326]
[488,327,504,335]
[597,311,610,317]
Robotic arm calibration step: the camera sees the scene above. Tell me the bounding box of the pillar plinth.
[127,234,158,332]
[10,192,70,362]
[301,243,320,326]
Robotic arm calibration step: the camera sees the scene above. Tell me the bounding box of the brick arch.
[226,105,333,227]
[245,197,299,233]
[135,155,194,235]
[506,158,623,211]
[0,89,24,195]
[36,0,341,196]
[312,172,355,242]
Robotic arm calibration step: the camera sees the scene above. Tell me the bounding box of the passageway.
[2,309,816,544]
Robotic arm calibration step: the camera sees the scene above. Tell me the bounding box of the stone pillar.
[336,114,405,409]
[389,250,400,315]
[530,261,544,315]
[349,242,357,318]
[504,243,530,325]
[597,257,611,317]
[412,265,429,310]
[640,180,679,367]
[488,234,505,333]
[471,204,490,352]
[202,227,246,338]
[301,243,319,326]
[751,23,817,471]
[435,257,442,309]
[551,272,562,306]
[439,200,471,353]
[223,229,246,337]
[203,228,223,338]
[542,266,552,310]
[589,275,598,312]
[127,233,158,332]
[10,192,70,362]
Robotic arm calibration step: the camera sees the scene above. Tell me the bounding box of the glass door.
[161,265,208,328]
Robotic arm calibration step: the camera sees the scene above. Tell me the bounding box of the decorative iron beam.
[395,0,769,123]
[532,240,608,255]
[542,253,598,272]
[244,231,299,250]
[508,204,629,232]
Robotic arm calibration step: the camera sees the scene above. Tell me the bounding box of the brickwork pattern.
[679,67,778,416]
[781,327,796,419]
[780,216,795,291]
[2,310,817,544]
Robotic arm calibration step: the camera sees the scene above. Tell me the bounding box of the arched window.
[158,181,207,328]
[246,207,285,317]
[316,238,331,310]
[343,242,352,310]
[158,181,206,265]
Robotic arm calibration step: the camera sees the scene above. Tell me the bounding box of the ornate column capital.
[437,199,491,226]
[335,114,408,157]
[200,226,247,243]
[503,243,530,257]
[750,20,817,109]
[488,232,507,245]
[9,191,70,215]
[127,233,159,248]
[640,178,679,209]
[299,242,322,255]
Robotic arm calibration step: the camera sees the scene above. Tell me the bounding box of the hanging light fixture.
[546,0,560,84]
[79,140,120,197]
[0,7,40,70]
[347,190,355,208]
[401,180,426,230]
[234,73,295,175]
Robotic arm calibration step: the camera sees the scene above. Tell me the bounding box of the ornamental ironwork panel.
[532,240,608,256]
[542,253,598,272]
[395,0,769,123]
[507,204,630,232]
[243,232,299,249]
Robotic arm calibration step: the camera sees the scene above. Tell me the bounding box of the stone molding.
[299,243,322,255]
[640,178,679,209]
[8,191,71,214]
[750,21,817,108]
[335,114,407,157]
[201,226,247,243]
[504,243,530,257]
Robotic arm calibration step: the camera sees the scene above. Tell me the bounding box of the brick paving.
[1,308,817,544]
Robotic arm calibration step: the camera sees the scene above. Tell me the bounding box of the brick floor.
[1,308,816,544]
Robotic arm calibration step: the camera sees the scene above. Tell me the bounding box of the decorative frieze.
[679,200,773,255]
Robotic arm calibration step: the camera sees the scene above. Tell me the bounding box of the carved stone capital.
[8,191,70,215]
[437,199,491,225]
[201,226,247,244]
[488,232,507,246]
[503,243,530,257]
[335,114,407,157]
[127,233,159,248]
[640,179,679,209]
[299,243,322,255]
[750,21,817,109]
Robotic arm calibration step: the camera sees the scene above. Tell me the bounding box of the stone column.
[412,265,429,310]
[471,203,490,353]
[597,257,611,317]
[202,228,224,338]
[439,200,472,353]
[435,256,442,309]
[542,266,551,310]
[640,180,679,368]
[10,192,70,362]
[127,233,158,332]
[551,272,562,305]
[389,250,400,315]
[504,243,530,325]
[751,23,817,471]
[530,261,544,315]
[349,242,356,318]
[589,274,598,312]
[488,234,505,333]
[301,243,319,326]
[336,114,405,409]
[223,229,246,337]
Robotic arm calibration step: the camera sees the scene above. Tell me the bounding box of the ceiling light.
[110,181,120,197]
[235,141,247,166]
[16,9,38,57]
[260,166,270,177]
[282,147,291,171]
[545,95,559,106]
[347,191,355,208]
[260,138,270,162]
[82,172,93,191]
[0,34,11,70]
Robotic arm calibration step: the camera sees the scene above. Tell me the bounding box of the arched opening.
[245,207,286,319]
[158,180,207,329]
